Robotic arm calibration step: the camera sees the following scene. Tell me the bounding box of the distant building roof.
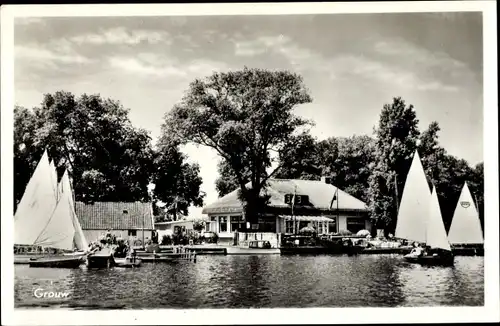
[202,178,368,215]
[75,201,154,230]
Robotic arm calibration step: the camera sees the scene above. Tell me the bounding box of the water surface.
[15,255,484,309]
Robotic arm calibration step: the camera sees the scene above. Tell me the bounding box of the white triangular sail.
[60,170,88,250]
[395,150,431,243]
[34,178,76,251]
[448,182,484,245]
[49,159,59,201]
[14,150,58,245]
[426,186,451,251]
[56,159,64,200]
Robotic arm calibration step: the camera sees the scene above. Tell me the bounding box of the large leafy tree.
[14,91,203,215]
[215,159,247,198]
[15,91,155,205]
[152,135,205,220]
[161,67,312,224]
[275,132,322,180]
[274,134,376,203]
[321,135,376,203]
[367,97,421,232]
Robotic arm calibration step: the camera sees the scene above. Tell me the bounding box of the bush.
[192,220,206,233]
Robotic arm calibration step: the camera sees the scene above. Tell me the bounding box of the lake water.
[14,255,484,309]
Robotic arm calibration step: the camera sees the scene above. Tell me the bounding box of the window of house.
[285,220,294,234]
[230,216,239,232]
[128,230,137,237]
[210,216,217,222]
[259,220,276,233]
[205,222,211,232]
[328,218,337,234]
[229,216,246,232]
[219,216,228,232]
[346,217,365,234]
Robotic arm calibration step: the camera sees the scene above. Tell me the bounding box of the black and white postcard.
[1,1,498,325]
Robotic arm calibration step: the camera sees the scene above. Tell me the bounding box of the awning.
[280,215,333,222]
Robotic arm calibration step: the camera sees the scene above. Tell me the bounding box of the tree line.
[14,68,483,233]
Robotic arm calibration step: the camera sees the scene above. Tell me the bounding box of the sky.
[14,12,484,218]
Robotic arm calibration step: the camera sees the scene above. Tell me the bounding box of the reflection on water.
[15,255,484,309]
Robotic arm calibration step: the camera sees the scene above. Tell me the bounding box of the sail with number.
[395,150,431,243]
[426,186,452,251]
[448,182,484,245]
[14,150,58,245]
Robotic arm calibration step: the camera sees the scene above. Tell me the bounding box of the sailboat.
[403,185,454,266]
[14,150,58,247]
[395,151,431,245]
[448,182,484,255]
[14,150,89,268]
[395,150,454,266]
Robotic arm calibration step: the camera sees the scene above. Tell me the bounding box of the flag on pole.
[329,188,339,210]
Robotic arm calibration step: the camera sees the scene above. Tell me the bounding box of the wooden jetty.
[184,247,227,255]
[135,246,197,263]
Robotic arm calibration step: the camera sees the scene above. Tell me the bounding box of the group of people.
[86,229,137,259]
[408,242,429,257]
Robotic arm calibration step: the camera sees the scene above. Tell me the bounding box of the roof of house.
[202,178,368,215]
[75,201,154,230]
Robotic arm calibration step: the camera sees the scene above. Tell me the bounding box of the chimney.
[321,176,332,184]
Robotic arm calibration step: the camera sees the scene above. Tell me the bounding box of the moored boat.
[14,150,89,268]
[448,182,484,256]
[396,151,454,266]
[29,255,85,268]
[227,240,280,255]
[114,256,142,268]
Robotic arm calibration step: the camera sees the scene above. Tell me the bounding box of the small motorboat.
[29,255,85,268]
[114,256,142,268]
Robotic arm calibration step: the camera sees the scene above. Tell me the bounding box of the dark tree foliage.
[215,159,247,198]
[161,67,312,224]
[152,135,205,220]
[14,91,204,217]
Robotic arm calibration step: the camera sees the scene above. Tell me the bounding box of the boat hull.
[404,254,454,267]
[452,246,484,256]
[29,256,84,268]
[86,247,116,269]
[114,258,142,268]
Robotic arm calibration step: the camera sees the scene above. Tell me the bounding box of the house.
[155,216,209,236]
[202,177,372,244]
[75,201,155,244]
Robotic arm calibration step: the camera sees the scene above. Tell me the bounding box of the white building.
[202,177,372,245]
